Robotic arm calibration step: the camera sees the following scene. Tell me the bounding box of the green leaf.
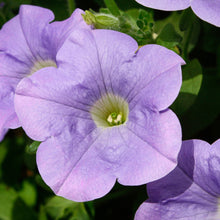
[39,206,48,220]
[171,59,203,115]
[26,141,41,154]
[0,184,37,220]
[66,0,76,15]
[179,8,200,59]
[154,12,182,36]
[156,23,182,49]
[45,196,91,220]
[181,74,220,138]
[18,181,37,207]
[104,0,120,16]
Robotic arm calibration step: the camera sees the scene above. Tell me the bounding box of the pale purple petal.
[0,5,88,140]
[135,0,220,27]
[126,45,184,111]
[135,139,220,220]
[0,77,20,140]
[46,8,89,57]
[117,109,181,184]
[15,28,183,201]
[135,185,217,220]
[135,0,190,11]
[15,67,96,141]
[0,15,33,65]
[192,139,220,196]
[57,28,138,96]
[19,5,55,60]
[37,129,118,201]
[191,0,220,27]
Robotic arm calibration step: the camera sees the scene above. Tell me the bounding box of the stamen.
[107,112,123,126]
[90,93,129,128]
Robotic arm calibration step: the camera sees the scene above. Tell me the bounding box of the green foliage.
[66,0,75,15]
[156,23,182,51]
[104,0,120,16]
[172,59,203,116]
[43,196,91,220]
[0,184,37,220]
[181,74,220,138]
[0,0,219,219]
[26,141,41,154]
[83,6,154,45]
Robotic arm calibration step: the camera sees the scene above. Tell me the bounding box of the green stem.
[66,0,76,16]
[104,0,120,16]
[183,21,194,61]
[181,9,198,61]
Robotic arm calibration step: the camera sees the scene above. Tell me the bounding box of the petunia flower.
[0,5,88,141]
[15,28,184,201]
[135,139,220,220]
[134,0,220,27]
[0,2,5,8]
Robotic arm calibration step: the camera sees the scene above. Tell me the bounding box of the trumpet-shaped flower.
[135,139,220,220]
[135,0,220,27]
[15,28,184,201]
[0,5,88,141]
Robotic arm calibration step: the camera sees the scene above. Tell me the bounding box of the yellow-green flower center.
[29,59,57,75]
[90,93,129,128]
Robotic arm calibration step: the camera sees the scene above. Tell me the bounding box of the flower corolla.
[135,0,220,27]
[135,139,220,220]
[15,28,184,201]
[0,5,88,141]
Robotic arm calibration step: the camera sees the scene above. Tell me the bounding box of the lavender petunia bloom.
[0,2,5,8]
[135,139,220,220]
[0,5,88,141]
[135,0,220,27]
[15,28,184,201]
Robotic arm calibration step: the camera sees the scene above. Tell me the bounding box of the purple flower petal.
[135,0,220,27]
[135,0,190,11]
[15,67,95,141]
[37,132,117,202]
[117,109,181,184]
[126,45,184,111]
[135,139,220,220]
[15,29,183,201]
[19,5,55,60]
[0,15,33,66]
[0,5,88,140]
[191,0,220,27]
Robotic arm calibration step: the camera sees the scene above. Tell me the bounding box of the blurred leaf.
[179,9,192,31]
[66,0,75,15]
[180,8,200,59]
[39,205,48,220]
[0,141,7,165]
[18,181,37,207]
[156,23,182,50]
[0,184,17,220]
[172,59,203,115]
[84,201,95,219]
[181,74,220,138]
[0,184,37,220]
[1,139,24,185]
[26,141,40,154]
[32,0,69,20]
[154,12,182,36]
[200,22,220,53]
[5,0,31,9]
[45,196,91,220]
[104,0,120,16]
[35,175,52,192]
